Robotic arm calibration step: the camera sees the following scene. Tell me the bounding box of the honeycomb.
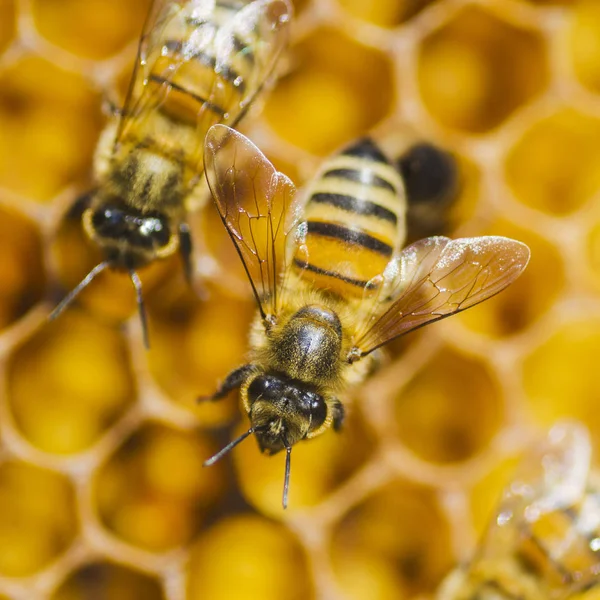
[0,0,598,598]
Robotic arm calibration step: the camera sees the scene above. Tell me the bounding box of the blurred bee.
[201,125,530,508]
[438,421,600,600]
[376,124,460,243]
[50,0,292,347]
[397,142,460,243]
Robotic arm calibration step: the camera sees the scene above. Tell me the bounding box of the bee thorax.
[272,305,342,382]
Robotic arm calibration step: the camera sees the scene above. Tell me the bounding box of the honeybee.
[201,125,530,508]
[50,0,292,346]
[396,141,459,242]
[438,421,600,600]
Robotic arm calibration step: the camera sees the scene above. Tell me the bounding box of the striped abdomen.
[293,138,406,299]
[118,0,262,185]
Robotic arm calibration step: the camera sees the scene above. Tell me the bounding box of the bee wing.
[204,124,302,319]
[115,0,292,185]
[474,422,600,598]
[353,236,530,356]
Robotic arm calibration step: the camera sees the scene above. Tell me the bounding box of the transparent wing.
[353,235,530,356]
[204,124,302,320]
[474,422,600,599]
[115,0,292,186]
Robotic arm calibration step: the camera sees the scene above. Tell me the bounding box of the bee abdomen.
[294,137,406,298]
[148,1,262,127]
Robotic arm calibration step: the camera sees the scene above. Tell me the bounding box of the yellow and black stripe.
[121,0,261,178]
[293,137,406,299]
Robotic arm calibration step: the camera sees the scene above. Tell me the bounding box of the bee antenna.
[203,427,255,467]
[282,436,292,510]
[49,261,110,321]
[129,270,149,349]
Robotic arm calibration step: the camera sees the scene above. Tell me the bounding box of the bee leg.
[179,223,193,284]
[65,191,93,221]
[198,364,255,403]
[331,399,345,432]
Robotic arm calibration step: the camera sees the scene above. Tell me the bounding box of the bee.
[201,125,530,508]
[397,141,460,243]
[438,421,600,600]
[50,0,292,347]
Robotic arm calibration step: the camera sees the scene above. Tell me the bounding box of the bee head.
[83,203,178,270]
[202,372,329,509]
[245,373,328,454]
[49,201,179,349]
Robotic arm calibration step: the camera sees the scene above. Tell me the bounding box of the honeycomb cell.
[94,422,227,552]
[0,203,45,331]
[457,222,563,336]
[522,319,600,445]
[0,461,77,577]
[147,283,255,426]
[505,109,600,215]
[394,348,502,464]
[331,480,454,598]
[0,57,103,202]
[570,0,600,94]
[0,0,15,54]
[187,514,313,600]
[7,310,135,453]
[418,6,548,133]
[52,561,164,600]
[263,27,394,155]
[31,0,151,60]
[338,0,436,28]
[233,406,375,516]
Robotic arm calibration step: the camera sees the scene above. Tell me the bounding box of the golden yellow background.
[0,0,599,598]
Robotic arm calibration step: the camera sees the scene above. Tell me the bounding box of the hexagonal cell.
[418,6,548,133]
[147,283,255,426]
[32,0,151,60]
[338,0,437,27]
[7,310,135,453]
[394,347,503,464]
[331,480,454,598]
[456,221,563,336]
[187,515,313,600]
[570,0,600,94]
[233,406,375,516]
[0,461,77,577]
[0,203,45,331]
[52,561,164,600]
[263,27,395,155]
[505,109,600,215]
[0,56,103,203]
[0,0,16,54]
[94,422,227,552]
[522,319,600,445]
[52,207,177,327]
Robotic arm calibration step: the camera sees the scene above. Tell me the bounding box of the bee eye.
[248,376,272,402]
[104,208,123,225]
[92,207,126,235]
[309,395,327,431]
[139,217,170,247]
